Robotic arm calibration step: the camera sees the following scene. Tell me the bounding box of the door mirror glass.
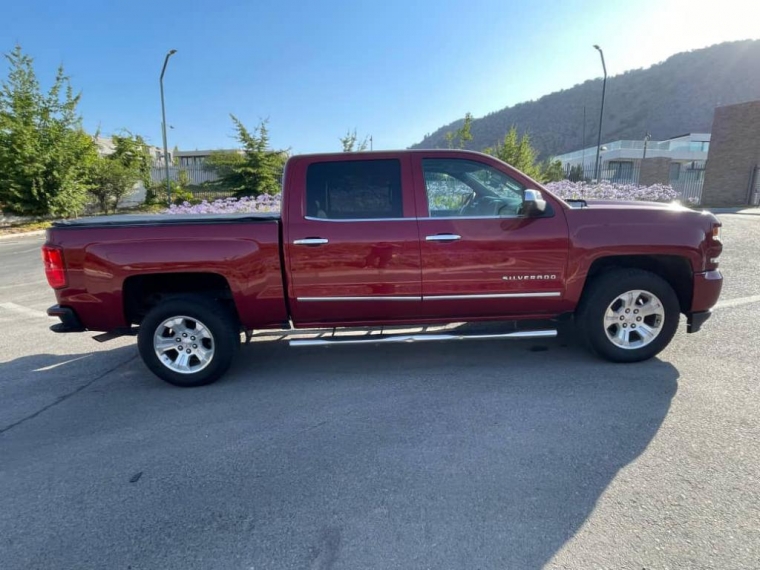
[522,189,547,217]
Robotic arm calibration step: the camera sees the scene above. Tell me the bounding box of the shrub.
[544,180,693,203]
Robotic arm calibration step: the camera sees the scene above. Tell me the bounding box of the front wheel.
[577,269,681,363]
[137,295,240,387]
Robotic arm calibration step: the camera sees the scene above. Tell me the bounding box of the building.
[555,133,710,182]
[554,133,710,202]
[93,135,164,162]
[701,100,760,206]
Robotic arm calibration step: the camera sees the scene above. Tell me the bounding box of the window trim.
[304,216,410,223]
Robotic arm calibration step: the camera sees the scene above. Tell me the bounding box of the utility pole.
[160,49,177,203]
[593,45,607,182]
[581,105,586,176]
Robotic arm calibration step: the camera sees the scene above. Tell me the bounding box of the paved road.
[1,214,759,569]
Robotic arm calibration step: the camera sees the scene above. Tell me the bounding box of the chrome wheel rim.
[603,290,665,350]
[153,316,215,374]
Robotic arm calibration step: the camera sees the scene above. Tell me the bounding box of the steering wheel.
[458,191,477,215]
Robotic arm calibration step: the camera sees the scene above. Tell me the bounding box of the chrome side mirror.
[523,189,547,217]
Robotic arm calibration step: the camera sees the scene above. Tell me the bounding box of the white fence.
[150,166,219,185]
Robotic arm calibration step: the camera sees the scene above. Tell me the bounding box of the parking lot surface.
[1,213,759,569]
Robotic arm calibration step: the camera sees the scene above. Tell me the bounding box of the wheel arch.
[123,272,239,326]
[579,255,693,314]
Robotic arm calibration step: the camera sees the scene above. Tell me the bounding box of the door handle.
[293,238,329,246]
[426,234,461,242]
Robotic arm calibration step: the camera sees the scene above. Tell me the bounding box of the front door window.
[422,158,525,218]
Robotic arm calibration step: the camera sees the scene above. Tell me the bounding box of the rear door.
[413,153,570,319]
[285,154,422,326]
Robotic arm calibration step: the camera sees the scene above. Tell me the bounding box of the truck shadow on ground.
[220,334,679,569]
[2,335,678,569]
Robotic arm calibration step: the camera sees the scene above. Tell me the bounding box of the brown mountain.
[411,40,760,158]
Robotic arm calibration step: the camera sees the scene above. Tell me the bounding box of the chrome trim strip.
[426,234,462,242]
[293,238,329,245]
[418,215,521,220]
[304,216,410,222]
[303,215,523,222]
[298,296,422,302]
[290,329,557,347]
[423,292,561,300]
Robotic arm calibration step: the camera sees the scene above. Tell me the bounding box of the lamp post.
[593,45,607,182]
[160,49,177,203]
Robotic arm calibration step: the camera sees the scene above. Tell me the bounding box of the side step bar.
[289,329,556,347]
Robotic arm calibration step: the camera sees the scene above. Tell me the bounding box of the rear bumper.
[47,305,86,333]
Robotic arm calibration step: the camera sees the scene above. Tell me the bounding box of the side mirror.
[522,189,547,217]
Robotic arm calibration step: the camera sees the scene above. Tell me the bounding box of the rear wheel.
[577,269,680,362]
[137,295,239,387]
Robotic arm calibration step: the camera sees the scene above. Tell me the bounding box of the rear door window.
[305,159,403,220]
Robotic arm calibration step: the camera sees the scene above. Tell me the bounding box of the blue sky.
[2,0,758,154]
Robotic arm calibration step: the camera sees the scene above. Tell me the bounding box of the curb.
[0,229,47,241]
[706,207,760,215]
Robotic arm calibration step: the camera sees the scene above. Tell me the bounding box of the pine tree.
[0,45,97,217]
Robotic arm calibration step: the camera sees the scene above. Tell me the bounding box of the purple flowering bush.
[165,194,282,214]
[164,181,696,215]
[544,180,696,204]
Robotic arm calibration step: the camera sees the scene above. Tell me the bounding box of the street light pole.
[593,45,607,182]
[160,49,177,203]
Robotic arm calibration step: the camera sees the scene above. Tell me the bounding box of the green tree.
[540,159,566,182]
[206,116,286,197]
[87,158,133,214]
[485,126,544,180]
[0,45,98,217]
[568,164,585,182]
[86,132,151,213]
[339,129,369,152]
[444,113,474,149]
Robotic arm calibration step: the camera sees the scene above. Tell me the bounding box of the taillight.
[42,246,67,289]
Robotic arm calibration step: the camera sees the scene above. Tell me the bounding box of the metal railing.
[149,165,219,186]
[560,161,705,204]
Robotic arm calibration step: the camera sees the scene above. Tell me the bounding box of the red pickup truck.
[42,150,723,387]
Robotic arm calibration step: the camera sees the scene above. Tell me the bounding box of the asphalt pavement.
[1,214,759,569]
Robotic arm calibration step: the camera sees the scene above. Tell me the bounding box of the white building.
[555,133,710,183]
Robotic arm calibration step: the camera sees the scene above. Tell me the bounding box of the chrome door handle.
[426,234,461,242]
[293,238,329,246]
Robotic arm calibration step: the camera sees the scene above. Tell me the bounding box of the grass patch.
[0,220,52,236]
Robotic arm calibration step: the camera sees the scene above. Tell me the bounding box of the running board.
[289,329,556,347]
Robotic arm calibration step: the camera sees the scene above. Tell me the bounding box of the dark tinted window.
[306,159,403,219]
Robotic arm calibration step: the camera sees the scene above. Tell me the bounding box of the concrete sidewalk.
[707,206,760,215]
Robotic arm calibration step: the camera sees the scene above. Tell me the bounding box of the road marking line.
[34,354,92,372]
[715,294,760,310]
[0,281,46,290]
[0,302,48,319]
[8,247,43,255]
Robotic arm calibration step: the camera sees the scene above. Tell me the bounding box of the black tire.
[577,268,680,363]
[137,294,240,387]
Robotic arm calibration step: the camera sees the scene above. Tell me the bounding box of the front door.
[413,153,570,319]
[285,154,423,326]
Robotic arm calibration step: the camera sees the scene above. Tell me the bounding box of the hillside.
[411,40,760,158]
